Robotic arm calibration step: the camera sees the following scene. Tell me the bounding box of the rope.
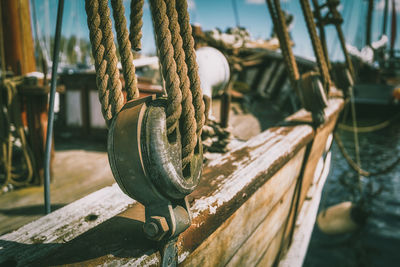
[176,0,205,138]
[334,132,400,177]
[129,0,144,51]
[311,0,332,72]
[266,0,301,100]
[299,0,331,91]
[0,78,35,187]
[85,0,124,126]
[338,112,400,133]
[348,82,362,191]
[165,0,197,168]
[149,0,182,137]
[111,0,139,101]
[312,0,355,81]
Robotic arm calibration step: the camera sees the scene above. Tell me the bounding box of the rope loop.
[0,77,35,187]
[85,0,204,169]
[165,0,197,168]
[150,0,205,170]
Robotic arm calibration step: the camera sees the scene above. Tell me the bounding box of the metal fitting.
[143,216,169,241]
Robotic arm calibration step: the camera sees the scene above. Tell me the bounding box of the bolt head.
[143,216,169,241]
[143,222,159,238]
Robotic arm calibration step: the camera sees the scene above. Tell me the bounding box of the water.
[304,106,400,267]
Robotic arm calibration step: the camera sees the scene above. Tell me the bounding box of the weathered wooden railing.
[0,97,343,267]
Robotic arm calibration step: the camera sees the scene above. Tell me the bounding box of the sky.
[32,0,400,62]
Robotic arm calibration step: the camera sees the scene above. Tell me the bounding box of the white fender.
[196,46,230,118]
[317,201,359,235]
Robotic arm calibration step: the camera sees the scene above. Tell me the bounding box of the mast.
[366,0,374,47]
[390,0,397,56]
[0,0,36,75]
[382,0,389,36]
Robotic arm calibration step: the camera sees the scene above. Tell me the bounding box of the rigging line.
[382,0,389,37]
[232,0,240,27]
[348,83,362,192]
[338,112,400,133]
[334,132,400,177]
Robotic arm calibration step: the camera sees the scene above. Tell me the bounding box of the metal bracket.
[107,96,202,261]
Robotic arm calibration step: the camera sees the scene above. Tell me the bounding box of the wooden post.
[1,0,50,184]
[0,0,36,75]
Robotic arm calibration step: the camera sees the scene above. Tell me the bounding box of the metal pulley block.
[107,95,202,243]
[299,71,328,127]
[333,67,354,97]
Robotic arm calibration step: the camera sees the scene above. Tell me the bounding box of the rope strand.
[111,0,139,101]
[165,0,197,168]
[266,0,302,103]
[299,0,331,90]
[149,0,182,136]
[85,0,124,126]
[130,0,144,51]
[98,0,124,123]
[176,0,205,138]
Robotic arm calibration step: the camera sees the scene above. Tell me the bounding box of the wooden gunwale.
[0,98,343,267]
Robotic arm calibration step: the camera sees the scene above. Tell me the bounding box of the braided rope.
[111,0,139,101]
[165,0,197,168]
[98,0,125,121]
[130,0,144,51]
[85,0,124,126]
[299,0,331,90]
[311,0,332,72]
[176,0,205,138]
[149,0,182,136]
[266,0,301,98]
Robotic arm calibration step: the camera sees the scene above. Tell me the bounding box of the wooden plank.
[0,149,115,235]
[278,151,331,267]
[256,151,332,267]
[184,148,305,267]
[0,184,135,266]
[225,172,298,267]
[297,99,343,211]
[226,138,331,267]
[256,225,286,267]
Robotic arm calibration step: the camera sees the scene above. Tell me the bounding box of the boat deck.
[0,140,114,236]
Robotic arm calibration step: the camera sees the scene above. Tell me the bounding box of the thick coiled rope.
[176,0,205,138]
[130,0,144,51]
[165,0,197,167]
[299,0,331,91]
[149,0,182,137]
[85,0,124,126]
[111,0,139,101]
